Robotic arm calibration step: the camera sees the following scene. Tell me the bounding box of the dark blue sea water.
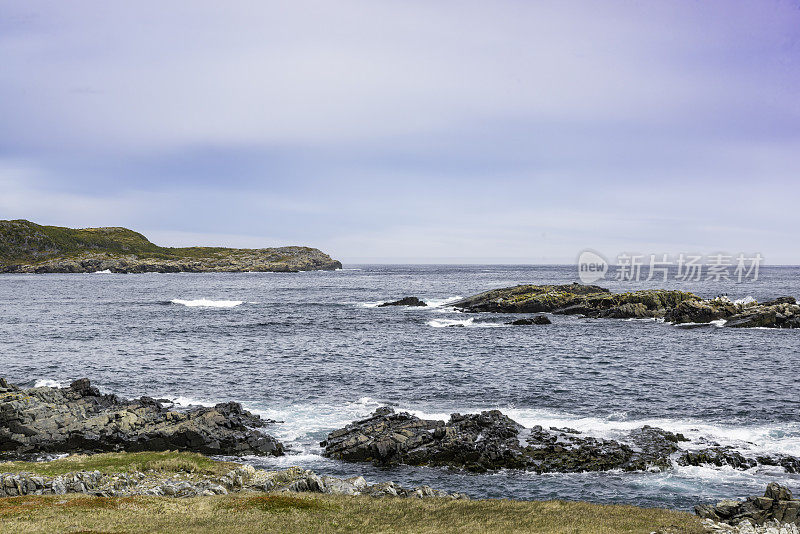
[1,265,798,510]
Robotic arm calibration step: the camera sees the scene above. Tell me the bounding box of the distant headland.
[0,220,342,273]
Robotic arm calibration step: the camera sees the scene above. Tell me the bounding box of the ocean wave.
[357,301,384,308]
[427,318,506,328]
[170,299,244,308]
[163,395,218,408]
[34,379,63,388]
[424,296,463,308]
[734,296,757,306]
[92,269,113,274]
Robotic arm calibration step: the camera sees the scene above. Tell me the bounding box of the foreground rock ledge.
[697,483,799,528]
[451,283,800,329]
[322,408,800,474]
[0,464,467,500]
[0,378,283,458]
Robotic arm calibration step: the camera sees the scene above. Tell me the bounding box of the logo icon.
[577,250,608,284]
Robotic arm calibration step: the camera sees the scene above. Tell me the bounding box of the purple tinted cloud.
[0,1,798,262]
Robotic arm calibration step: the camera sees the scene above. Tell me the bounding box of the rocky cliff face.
[0,378,283,458]
[0,220,342,273]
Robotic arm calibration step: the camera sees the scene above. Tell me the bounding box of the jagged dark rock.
[696,483,799,526]
[507,315,551,325]
[322,408,691,474]
[0,379,284,458]
[378,297,427,307]
[0,219,342,273]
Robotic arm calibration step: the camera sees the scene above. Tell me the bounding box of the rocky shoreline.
[3,379,800,530]
[446,283,799,329]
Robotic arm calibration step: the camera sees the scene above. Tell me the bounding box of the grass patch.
[0,451,238,477]
[0,493,705,534]
[220,494,333,513]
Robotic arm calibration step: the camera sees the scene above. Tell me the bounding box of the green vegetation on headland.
[0,452,705,534]
[0,219,342,273]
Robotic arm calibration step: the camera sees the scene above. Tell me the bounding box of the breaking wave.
[427,318,506,328]
[170,299,244,308]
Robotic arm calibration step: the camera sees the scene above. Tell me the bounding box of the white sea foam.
[34,379,63,388]
[358,301,384,308]
[709,319,727,327]
[426,318,506,328]
[734,296,757,306]
[92,269,113,274]
[424,296,463,308]
[163,395,218,408]
[170,299,244,308]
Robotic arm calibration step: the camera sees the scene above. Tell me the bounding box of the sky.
[1,1,799,264]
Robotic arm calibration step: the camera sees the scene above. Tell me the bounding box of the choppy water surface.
[1,265,798,510]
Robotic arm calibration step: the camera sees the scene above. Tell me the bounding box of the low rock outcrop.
[696,483,799,527]
[0,378,283,458]
[0,464,468,500]
[322,408,690,473]
[378,297,427,307]
[323,409,799,475]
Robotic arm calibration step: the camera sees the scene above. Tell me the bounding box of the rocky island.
[0,220,342,273]
[450,283,800,329]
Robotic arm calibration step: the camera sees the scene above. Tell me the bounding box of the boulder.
[0,378,283,458]
[378,297,427,307]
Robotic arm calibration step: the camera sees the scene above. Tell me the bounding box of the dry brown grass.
[0,492,705,534]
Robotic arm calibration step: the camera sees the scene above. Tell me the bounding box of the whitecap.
[424,296,463,308]
[358,301,384,308]
[734,296,757,306]
[162,395,218,408]
[709,319,727,327]
[170,299,244,308]
[92,269,113,274]
[426,318,505,328]
[34,379,63,388]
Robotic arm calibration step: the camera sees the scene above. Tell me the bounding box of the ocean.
[1,264,798,510]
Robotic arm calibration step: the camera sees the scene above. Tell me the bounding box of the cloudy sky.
[1,1,798,263]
